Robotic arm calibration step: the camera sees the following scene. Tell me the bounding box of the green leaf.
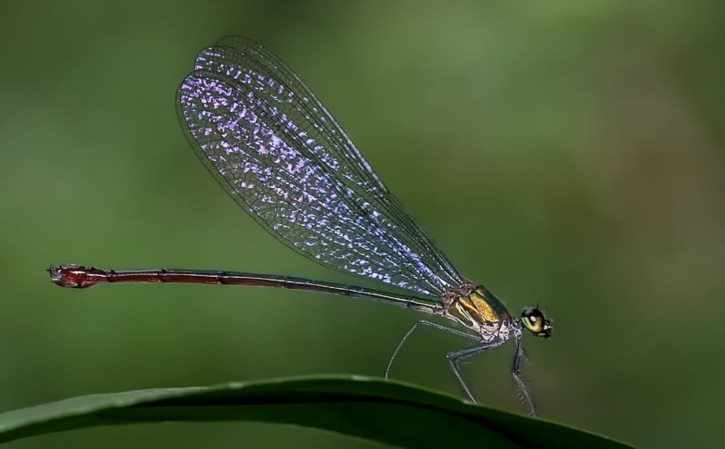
[0,376,633,448]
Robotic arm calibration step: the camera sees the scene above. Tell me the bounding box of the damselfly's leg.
[511,336,538,416]
[446,341,504,402]
[385,320,477,379]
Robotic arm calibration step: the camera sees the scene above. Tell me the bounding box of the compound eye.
[521,307,544,333]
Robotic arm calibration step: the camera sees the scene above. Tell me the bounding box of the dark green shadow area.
[0,376,633,448]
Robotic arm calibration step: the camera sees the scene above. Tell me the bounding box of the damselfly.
[49,37,552,415]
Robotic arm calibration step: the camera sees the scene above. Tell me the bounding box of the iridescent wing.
[177,37,465,297]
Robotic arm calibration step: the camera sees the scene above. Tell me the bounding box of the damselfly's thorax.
[441,283,516,342]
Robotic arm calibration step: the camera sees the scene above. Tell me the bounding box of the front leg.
[511,336,538,416]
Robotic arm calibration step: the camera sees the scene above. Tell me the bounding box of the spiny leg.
[446,341,504,402]
[511,336,538,416]
[385,320,477,379]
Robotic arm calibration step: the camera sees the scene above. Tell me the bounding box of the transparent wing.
[177,37,466,297]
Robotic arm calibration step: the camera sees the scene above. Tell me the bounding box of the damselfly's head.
[520,307,552,338]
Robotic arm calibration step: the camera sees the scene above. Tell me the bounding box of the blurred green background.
[1,1,723,448]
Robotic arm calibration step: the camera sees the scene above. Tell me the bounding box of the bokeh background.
[1,1,723,448]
